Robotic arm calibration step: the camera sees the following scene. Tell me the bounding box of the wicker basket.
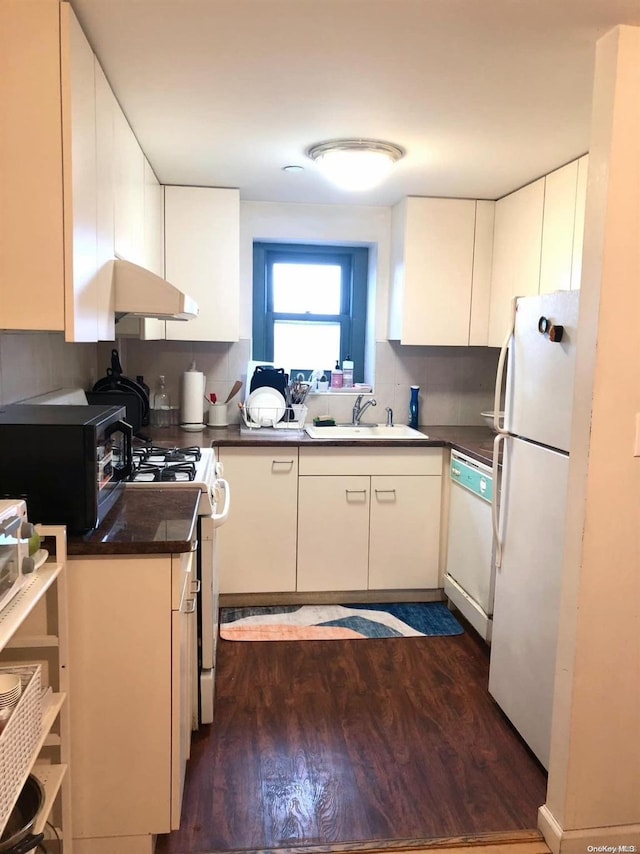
[0,664,42,833]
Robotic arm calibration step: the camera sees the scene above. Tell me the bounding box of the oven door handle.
[106,418,133,480]
[212,478,231,528]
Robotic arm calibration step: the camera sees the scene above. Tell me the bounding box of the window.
[253,243,368,381]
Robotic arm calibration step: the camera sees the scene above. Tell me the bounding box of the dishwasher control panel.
[450,451,493,503]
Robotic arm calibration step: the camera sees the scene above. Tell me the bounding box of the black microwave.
[0,404,133,534]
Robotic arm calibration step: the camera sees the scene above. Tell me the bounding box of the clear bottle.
[153,375,171,428]
[342,357,354,388]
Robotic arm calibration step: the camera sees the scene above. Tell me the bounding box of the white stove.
[127,445,218,516]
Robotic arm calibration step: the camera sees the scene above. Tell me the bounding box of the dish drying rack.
[240,403,308,430]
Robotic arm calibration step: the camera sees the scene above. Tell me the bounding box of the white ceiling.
[70,0,640,207]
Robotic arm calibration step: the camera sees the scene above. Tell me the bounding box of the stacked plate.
[245,388,286,427]
[0,673,22,711]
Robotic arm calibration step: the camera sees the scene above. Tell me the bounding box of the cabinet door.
[68,556,172,837]
[488,177,545,346]
[165,186,240,342]
[297,476,370,592]
[62,5,100,342]
[217,448,298,593]
[570,154,589,290]
[539,160,579,294]
[468,200,495,346]
[171,552,194,830]
[369,476,441,589]
[95,59,116,341]
[0,0,65,332]
[139,160,167,339]
[113,105,145,266]
[397,198,477,345]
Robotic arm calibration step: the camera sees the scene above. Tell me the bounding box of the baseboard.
[202,828,549,854]
[538,805,640,854]
[219,588,446,608]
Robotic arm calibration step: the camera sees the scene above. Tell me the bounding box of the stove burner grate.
[140,445,202,463]
[134,461,197,482]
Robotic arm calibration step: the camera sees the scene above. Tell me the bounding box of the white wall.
[239,200,391,345]
[540,24,640,853]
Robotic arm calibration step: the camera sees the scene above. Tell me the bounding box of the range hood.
[113,259,199,321]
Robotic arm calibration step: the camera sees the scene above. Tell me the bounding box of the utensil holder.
[208,403,229,427]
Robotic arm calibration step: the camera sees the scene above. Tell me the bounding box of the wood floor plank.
[156,625,547,853]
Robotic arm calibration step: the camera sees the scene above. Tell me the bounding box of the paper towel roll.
[181,370,205,425]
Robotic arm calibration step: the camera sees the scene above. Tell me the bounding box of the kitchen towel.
[181,369,205,426]
[220,602,464,641]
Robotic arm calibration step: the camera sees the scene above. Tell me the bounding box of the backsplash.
[0,332,97,405]
[109,338,499,427]
[0,332,497,427]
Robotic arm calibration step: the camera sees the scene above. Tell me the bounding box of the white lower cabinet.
[217,445,443,595]
[297,476,370,592]
[369,475,441,589]
[67,550,195,853]
[297,447,443,593]
[216,447,299,594]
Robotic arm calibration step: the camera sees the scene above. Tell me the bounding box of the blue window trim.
[252,242,368,382]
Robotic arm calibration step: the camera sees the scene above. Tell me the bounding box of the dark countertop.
[139,424,497,466]
[67,426,495,558]
[67,488,200,556]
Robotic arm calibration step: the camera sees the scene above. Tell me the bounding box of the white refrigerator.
[489,289,580,770]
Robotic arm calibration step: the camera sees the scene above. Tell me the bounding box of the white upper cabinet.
[95,59,116,341]
[0,1,164,342]
[570,154,589,290]
[389,197,494,346]
[488,177,545,347]
[488,156,587,345]
[539,160,579,294]
[113,106,146,267]
[0,1,107,341]
[164,186,240,342]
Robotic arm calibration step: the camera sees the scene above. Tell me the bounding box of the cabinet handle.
[185,598,197,614]
[345,489,367,500]
[191,579,201,594]
[374,489,396,496]
[271,459,294,470]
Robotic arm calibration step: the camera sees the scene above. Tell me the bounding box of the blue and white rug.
[220,602,463,641]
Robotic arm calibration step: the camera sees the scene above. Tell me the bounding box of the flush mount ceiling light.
[306,138,405,192]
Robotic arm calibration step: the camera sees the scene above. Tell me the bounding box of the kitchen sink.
[304,424,427,440]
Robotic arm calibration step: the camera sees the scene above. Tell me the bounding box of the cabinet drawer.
[299,446,442,476]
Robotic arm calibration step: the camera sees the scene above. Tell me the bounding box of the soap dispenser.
[331,360,343,389]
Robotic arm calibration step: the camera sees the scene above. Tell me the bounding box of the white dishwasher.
[444,450,495,643]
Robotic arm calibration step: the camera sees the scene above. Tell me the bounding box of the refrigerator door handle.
[492,432,507,569]
[493,296,518,434]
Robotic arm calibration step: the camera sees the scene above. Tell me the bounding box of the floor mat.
[220,602,464,640]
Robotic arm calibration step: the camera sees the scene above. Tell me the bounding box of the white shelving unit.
[0,525,72,852]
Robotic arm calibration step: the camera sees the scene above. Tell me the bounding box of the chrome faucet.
[352,394,377,425]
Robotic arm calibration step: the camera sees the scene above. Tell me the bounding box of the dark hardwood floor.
[156,622,547,854]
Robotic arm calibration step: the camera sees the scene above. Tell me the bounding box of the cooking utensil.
[225,380,243,404]
[0,774,45,853]
[92,348,150,427]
